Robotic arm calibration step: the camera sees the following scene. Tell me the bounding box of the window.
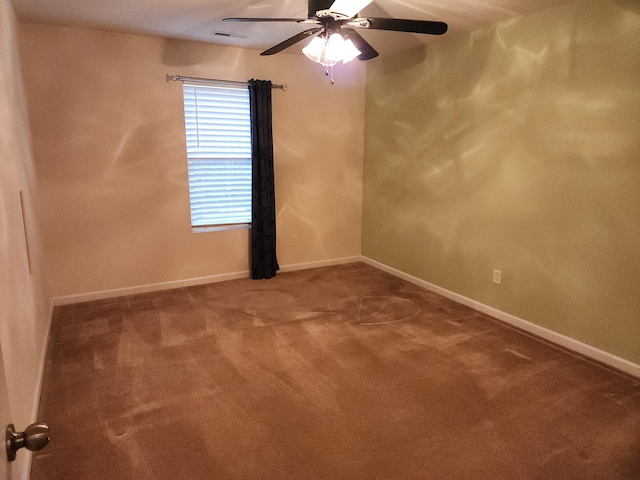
[182,83,252,229]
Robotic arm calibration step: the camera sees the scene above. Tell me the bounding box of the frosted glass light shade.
[302,36,327,64]
[302,33,362,66]
[324,33,347,65]
[340,39,362,63]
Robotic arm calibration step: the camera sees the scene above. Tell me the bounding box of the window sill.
[192,223,250,233]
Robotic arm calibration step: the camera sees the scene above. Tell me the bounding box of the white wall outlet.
[493,269,502,285]
[291,235,298,247]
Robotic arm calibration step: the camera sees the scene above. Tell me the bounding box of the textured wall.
[0,0,51,478]
[18,24,365,298]
[363,0,640,363]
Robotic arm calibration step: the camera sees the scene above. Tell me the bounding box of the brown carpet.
[32,263,640,479]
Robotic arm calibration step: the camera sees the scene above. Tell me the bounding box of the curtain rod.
[167,74,287,91]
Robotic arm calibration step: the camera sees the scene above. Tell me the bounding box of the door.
[0,345,13,480]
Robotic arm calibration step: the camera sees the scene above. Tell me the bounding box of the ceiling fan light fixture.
[302,33,361,66]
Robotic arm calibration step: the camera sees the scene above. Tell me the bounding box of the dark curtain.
[248,79,279,279]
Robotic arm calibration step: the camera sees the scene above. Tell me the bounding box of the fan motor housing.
[309,0,334,18]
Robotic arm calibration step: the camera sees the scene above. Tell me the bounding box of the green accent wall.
[363,0,640,364]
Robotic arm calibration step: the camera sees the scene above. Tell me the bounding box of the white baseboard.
[52,256,363,306]
[361,256,640,379]
[53,270,251,306]
[278,256,363,273]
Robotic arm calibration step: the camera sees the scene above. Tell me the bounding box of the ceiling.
[10,0,573,57]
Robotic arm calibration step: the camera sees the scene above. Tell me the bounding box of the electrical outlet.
[291,235,298,247]
[493,269,502,285]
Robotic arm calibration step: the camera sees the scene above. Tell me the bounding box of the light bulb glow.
[324,33,347,65]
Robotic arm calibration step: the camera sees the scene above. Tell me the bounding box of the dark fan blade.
[341,28,378,61]
[261,27,323,56]
[223,17,307,22]
[363,18,447,35]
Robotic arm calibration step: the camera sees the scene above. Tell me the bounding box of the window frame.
[181,81,253,232]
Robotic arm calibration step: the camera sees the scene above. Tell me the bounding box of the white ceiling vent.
[210,31,247,39]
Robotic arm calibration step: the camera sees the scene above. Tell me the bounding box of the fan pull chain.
[324,65,335,85]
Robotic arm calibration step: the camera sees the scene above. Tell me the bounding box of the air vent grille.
[210,31,247,38]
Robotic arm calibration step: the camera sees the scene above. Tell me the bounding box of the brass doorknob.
[6,423,50,461]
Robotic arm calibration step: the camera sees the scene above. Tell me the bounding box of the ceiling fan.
[224,0,447,82]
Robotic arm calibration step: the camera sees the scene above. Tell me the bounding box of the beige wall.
[18,24,365,298]
[0,0,51,478]
[20,24,364,296]
[363,0,640,364]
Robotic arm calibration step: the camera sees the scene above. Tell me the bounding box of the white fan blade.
[329,0,372,18]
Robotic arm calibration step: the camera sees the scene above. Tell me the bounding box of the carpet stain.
[357,295,420,325]
[505,348,533,361]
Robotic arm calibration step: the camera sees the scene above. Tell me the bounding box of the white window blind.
[182,83,252,228]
